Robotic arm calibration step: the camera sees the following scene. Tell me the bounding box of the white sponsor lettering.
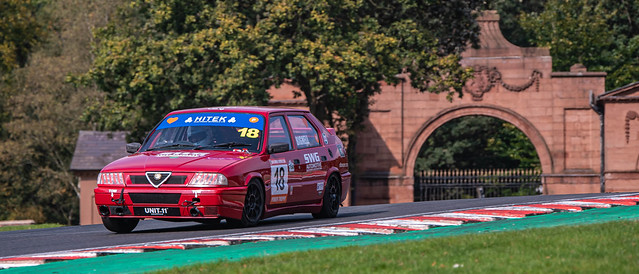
[144,207,168,215]
[157,152,208,158]
[295,135,310,146]
[307,162,322,171]
[192,190,202,198]
[304,152,320,163]
[193,116,228,123]
[270,159,286,165]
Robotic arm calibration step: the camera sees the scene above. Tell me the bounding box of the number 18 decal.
[270,162,289,204]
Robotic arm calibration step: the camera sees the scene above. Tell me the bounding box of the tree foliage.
[0,0,48,78]
[487,0,546,47]
[516,0,639,90]
[415,116,540,171]
[82,0,483,163]
[0,0,123,224]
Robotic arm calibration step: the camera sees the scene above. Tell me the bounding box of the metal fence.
[414,168,542,201]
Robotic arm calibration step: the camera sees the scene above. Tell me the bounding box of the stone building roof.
[70,131,129,171]
[597,81,639,103]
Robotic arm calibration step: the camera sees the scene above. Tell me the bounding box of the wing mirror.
[268,143,290,154]
[126,142,141,153]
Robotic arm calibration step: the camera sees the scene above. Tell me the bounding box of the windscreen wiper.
[146,142,196,151]
[212,142,252,148]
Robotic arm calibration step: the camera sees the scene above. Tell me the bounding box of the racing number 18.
[238,128,259,138]
[270,163,288,198]
[273,166,286,191]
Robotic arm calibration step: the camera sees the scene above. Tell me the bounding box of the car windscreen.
[140,112,265,153]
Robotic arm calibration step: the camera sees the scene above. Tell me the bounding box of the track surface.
[0,192,630,259]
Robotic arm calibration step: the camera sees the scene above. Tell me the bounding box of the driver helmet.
[188,126,213,146]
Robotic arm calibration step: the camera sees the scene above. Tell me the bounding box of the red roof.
[168,106,308,116]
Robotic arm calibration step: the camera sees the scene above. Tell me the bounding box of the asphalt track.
[1,192,638,273]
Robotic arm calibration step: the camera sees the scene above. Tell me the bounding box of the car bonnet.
[101,150,252,173]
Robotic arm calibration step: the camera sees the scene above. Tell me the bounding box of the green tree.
[0,0,48,77]
[415,116,540,171]
[0,0,123,224]
[83,0,483,175]
[519,0,615,73]
[0,0,49,139]
[488,0,546,47]
[517,0,639,90]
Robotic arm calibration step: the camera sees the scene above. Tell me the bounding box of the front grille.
[129,193,181,204]
[130,175,187,185]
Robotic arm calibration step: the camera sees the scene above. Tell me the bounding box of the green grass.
[0,223,63,232]
[156,220,639,273]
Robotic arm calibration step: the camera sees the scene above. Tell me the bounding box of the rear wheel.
[313,174,340,218]
[101,217,139,233]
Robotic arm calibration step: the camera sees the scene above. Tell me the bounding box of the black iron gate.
[414,169,542,201]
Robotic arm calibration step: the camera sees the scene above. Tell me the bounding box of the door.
[266,115,299,207]
[287,114,328,204]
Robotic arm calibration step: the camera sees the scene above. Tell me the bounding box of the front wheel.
[101,217,139,233]
[231,180,264,227]
[313,174,341,219]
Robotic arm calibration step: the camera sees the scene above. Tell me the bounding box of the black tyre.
[101,217,139,233]
[313,174,340,218]
[235,180,264,227]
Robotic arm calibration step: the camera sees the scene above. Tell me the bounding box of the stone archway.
[352,10,606,205]
[403,105,553,178]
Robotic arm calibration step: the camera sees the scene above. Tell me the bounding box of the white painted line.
[428,213,497,222]
[315,226,395,235]
[289,228,361,236]
[548,201,612,208]
[1,262,43,269]
[218,236,277,241]
[450,212,523,219]
[362,220,431,230]
[398,218,464,226]
[484,206,554,212]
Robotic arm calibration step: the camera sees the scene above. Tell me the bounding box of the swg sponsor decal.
[270,159,289,204]
[304,152,320,163]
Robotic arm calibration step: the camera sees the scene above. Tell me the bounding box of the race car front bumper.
[94,186,247,220]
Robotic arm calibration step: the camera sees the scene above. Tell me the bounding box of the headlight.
[97,172,125,186]
[188,173,228,187]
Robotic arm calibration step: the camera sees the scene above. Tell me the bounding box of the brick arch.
[403,104,553,177]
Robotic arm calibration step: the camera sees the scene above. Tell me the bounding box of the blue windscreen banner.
[156,113,265,130]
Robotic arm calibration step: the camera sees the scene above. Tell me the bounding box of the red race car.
[94,107,351,233]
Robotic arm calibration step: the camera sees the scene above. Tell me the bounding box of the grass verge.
[156,219,639,273]
[0,223,63,232]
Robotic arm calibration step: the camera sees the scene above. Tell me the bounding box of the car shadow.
[129,210,387,234]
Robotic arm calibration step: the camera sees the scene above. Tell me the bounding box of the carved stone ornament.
[463,66,542,101]
[626,111,639,144]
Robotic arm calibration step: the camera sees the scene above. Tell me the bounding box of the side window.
[288,115,320,149]
[268,116,293,151]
